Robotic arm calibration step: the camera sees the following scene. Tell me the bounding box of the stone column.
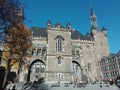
[35,47,37,56]
[41,47,42,56]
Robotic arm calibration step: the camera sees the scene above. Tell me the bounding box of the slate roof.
[117,50,120,55]
[101,53,118,61]
[108,53,116,58]
[30,27,47,38]
[54,23,65,28]
[71,30,91,40]
[30,27,91,40]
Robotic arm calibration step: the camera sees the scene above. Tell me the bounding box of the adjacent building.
[100,51,120,81]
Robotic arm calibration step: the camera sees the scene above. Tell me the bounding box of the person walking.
[5,81,15,90]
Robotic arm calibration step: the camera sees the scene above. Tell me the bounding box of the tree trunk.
[16,62,21,82]
[2,47,13,89]
[2,58,12,89]
[27,66,30,82]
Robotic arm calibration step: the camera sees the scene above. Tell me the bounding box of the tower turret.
[101,26,107,36]
[90,7,99,31]
[46,18,52,28]
[66,21,71,30]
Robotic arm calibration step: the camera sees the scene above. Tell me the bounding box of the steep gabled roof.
[30,27,47,38]
[54,23,65,28]
[30,27,92,41]
[71,30,91,40]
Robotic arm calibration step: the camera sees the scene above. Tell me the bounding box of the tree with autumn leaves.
[0,0,32,89]
[2,24,32,83]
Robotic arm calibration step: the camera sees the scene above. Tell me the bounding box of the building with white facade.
[100,51,120,81]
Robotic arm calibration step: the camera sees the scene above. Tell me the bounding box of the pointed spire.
[89,5,99,31]
[21,0,24,20]
[66,20,71,30]
[90,8,94,16]
[102,26,107,31]
[46,18,52,28]
[18,0,24,21]
[90,5,95,16]
[47,17,51,24]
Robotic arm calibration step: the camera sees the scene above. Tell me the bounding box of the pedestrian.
[109,79,114,86]
[5,81,15,90]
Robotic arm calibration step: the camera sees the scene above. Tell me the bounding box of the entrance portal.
[72,61,82,82]
[30,60,45,82]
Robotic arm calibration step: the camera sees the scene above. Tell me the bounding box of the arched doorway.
[72,61,82,82]
[30,59,45,82]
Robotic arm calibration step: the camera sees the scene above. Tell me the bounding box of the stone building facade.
[0,7,110,83]
[19,7,110,83]
[100,51,120,81]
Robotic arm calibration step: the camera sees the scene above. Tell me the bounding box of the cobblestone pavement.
[51,84,120,90]
[14,82,120,90]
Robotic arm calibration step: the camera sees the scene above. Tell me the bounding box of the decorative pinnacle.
[90,5,95,16]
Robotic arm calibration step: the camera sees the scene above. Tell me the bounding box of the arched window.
[58,56,62,64]
[72,61,82,81]
[31,60,45,73]
[72,61,81,74]
[55,35,64,52]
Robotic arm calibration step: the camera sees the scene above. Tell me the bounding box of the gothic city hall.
[15,8,110,83]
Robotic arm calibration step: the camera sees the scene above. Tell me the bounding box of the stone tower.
[90,7,110,60]
[46,20,72,83]
[90,7,110,79]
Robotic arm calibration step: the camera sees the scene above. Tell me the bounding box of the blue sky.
[24,0,120,53]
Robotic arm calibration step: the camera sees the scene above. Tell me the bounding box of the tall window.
[42,48,46,55]
[32,48,36,55]
[58,39,62,52]
[76,50,79,57]
[55,35,64,52]
[37,48,41,55]
[72,50,75,57]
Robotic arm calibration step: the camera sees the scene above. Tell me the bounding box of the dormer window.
[67,26,70,29]
[54,23,64,29]
[57,25,60,28]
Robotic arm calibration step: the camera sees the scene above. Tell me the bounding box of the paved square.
[51,84,120,90]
